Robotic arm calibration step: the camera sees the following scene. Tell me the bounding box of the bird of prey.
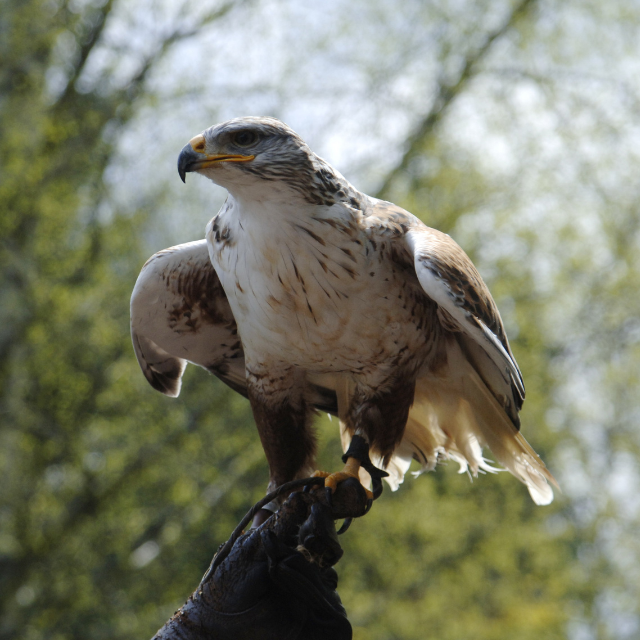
[131,116,556,511]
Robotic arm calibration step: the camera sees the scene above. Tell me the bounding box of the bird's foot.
[312,458,375,501]
[343,434,390,501]
[310,435,389,509]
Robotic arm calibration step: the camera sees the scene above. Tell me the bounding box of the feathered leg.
[316,375,414,505]
[246,364,317,493]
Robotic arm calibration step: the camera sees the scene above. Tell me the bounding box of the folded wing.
[130,240,337,413]
[402,224,557,504]
[360,201,555,504]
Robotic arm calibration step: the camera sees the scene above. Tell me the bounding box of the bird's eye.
[232,130,258,148]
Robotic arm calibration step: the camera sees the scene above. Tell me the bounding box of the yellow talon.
[312,458,374,500]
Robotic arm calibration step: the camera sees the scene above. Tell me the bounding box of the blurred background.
[2,0,640,638]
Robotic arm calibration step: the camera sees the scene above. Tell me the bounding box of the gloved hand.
[153,479,369,640]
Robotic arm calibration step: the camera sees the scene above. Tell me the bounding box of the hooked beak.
[177,134,255,183]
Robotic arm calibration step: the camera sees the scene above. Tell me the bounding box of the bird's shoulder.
[360,198,510,354]
[361,197,416,239]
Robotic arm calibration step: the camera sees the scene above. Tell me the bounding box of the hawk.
[131,116,556,514]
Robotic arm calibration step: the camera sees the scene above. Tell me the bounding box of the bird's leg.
[246,364,316,528]
[313,376,414,507]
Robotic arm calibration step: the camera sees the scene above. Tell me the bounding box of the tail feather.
[334,339,556,504]
[396,339,556,503]
[450,340,557,504]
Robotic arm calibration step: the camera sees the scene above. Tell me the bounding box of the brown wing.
[130,240,337,413]
[405,222,525,429]
[364,198,524,429]
[360,201,557,504]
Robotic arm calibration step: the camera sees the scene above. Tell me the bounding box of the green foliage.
[0,2,261,637]
[2,1,638,638]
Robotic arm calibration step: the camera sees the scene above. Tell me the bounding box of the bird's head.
[177,116,357,207]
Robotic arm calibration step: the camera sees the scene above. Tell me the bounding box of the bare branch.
[376,0,538,199]
[123,0,252,102]
[55,0,116,109]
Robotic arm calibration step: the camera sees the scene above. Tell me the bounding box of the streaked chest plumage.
[206,198,439,376]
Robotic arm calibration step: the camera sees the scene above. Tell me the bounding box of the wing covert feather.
[404,225,524,428]
[130,240,338,413]
[131,240,246,397]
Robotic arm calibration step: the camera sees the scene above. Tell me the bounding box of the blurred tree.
[0,1,264,638]
[365,1,640,635]
[2,0,640,639]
